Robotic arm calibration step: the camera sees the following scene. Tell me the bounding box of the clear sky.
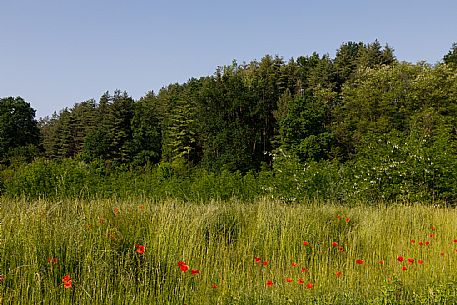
[1,0,456,119]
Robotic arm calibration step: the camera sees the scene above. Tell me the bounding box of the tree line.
[1,41,457,203]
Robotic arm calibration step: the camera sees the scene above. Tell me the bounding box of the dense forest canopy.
[1,41,457,203]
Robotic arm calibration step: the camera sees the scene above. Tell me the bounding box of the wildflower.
[47,257,58,265]
[429,234,435,238]
[402,266,407,271]
[378,260,385,265]
[254,257,261,263]
[431,226,436,231]
[425,241,430,246]
[418,259,424,265]
[191,269,200,275]
[266,280,273,287]
[135,244,145,254]
[440,252,445,256]
[338,246,345,252]
[419,241,424,246]
[113,208,119,216]
[303,241,309,246]
[407,258,414,264]
[138,204,145,210]
[62,275,72,289]
[178,261,189,272]
[301,268,308,273]
[332,242,338,247]
[298,278,304,285]
[453,239,457,243]
[64,279,72,289]
[335,271,342,277]
[212,284,218,289]
[0,275,5,282]
[307,282,314,289]
[345,218,350,223]
[337,215,342,220]
[356,259,364,265]
[262,260,268,266]
[286,277,293,283]
[397,256,404,262]
[292,262,297,267]
[410,239,415,244]
[62,275,71,283]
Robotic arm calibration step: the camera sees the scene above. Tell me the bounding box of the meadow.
[0,198,457,304]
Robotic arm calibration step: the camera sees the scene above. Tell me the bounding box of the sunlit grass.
[0,198,456,304]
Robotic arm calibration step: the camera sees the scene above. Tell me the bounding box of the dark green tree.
[0,97,40,163]
[443,42,457,66]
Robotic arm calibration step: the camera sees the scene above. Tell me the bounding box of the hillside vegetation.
[1,41,457,204]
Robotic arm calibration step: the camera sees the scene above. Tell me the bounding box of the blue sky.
[1,0,456,118]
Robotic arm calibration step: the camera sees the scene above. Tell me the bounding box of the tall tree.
[0,97,40,163]
[443,42,457,66]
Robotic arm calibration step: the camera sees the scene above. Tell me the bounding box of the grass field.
[1,198,457,304]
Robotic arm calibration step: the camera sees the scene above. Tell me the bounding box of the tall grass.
[0,198,456,304]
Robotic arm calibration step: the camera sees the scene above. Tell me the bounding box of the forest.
[1,40,457,204]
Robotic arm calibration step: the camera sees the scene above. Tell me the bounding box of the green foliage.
[443,42,457,66]
[0,97,40,164]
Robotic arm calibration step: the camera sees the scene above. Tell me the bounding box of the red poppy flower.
[191,269,200,275]
[180,264,189,272]
[453,239,457,243]
[356,259,364,265]
[301,268,308,273]
[440,252,445,256]
[178,261,185,267]
[266,280,273,287]
[286,277,293,283]
[337,215,342,220]
[212,284,218,289]
[397,256,404,262]
[431,226,436,231]
[307,282,314,289]
[303,241,309,246]
[298,278,304,285]
[418,259,424,265]
[345,218,350,223]
[335,271,342,277]
[410,239,415,244]
[425,241,430,246]
[62,275,71,283]
[378,260,385,265]
[135,244,145,254]
[48,257,58,265]
[402,266,407,271]
[254,257,261,263]
[332,242,338,247]
[407,258,414,264]
[419,241,424,246]
[292,262,297,267]
[64,279,72,289]
[262,260,268,266]
[429,234,435,238]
